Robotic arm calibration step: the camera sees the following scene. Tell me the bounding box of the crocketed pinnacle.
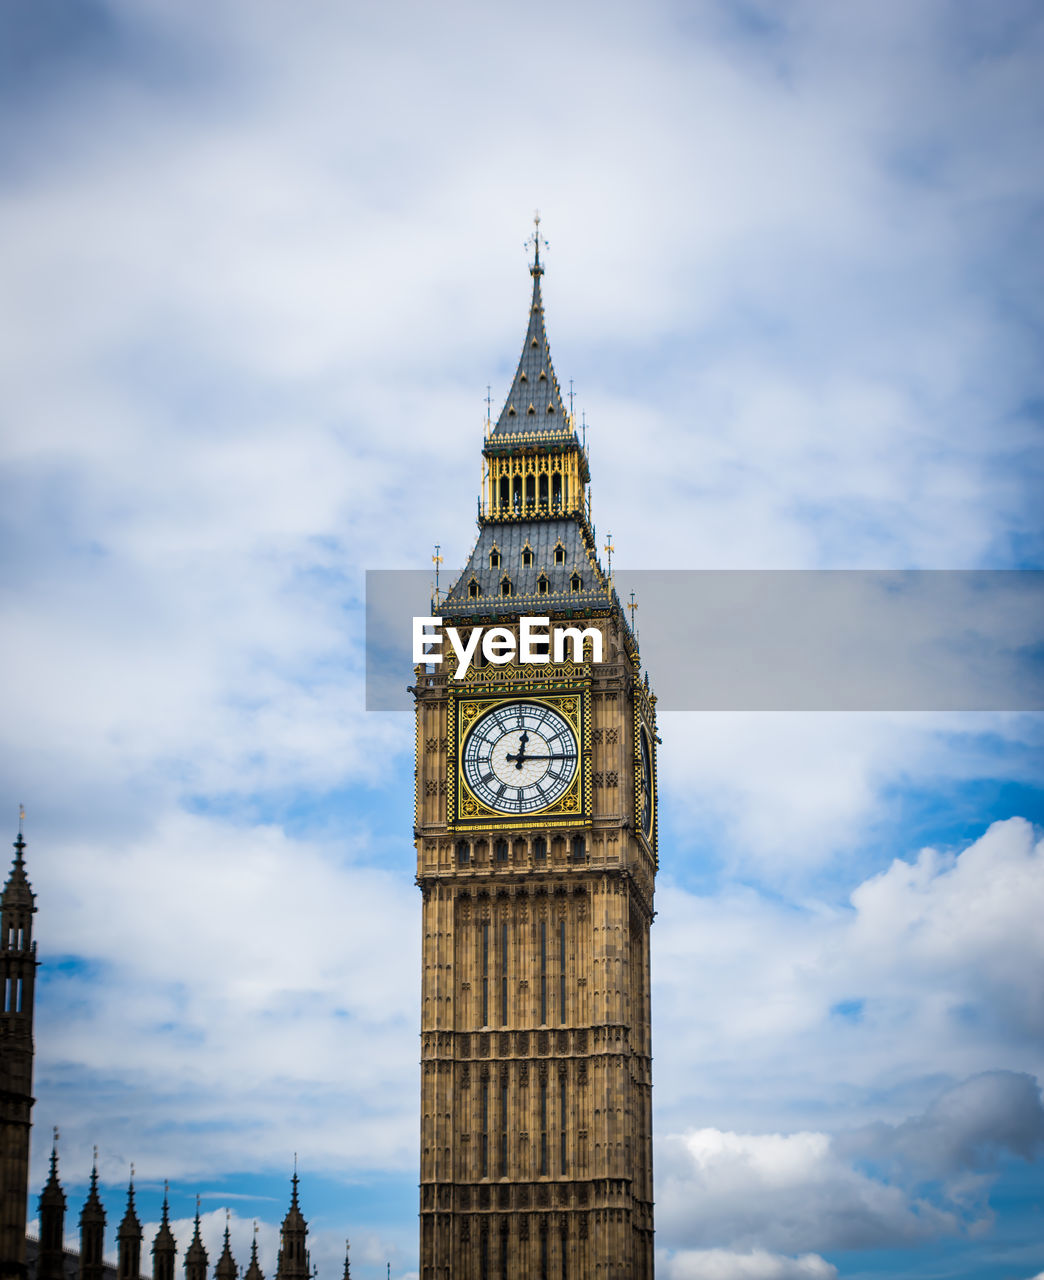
[118,1176,140,1235]
[215,1218,237,1280]
[152,1188,175,1256]
[80,1162,104,1225]
[40,1140,65,1210]
[244,1231,265,1280]
[488,252,574,445]
[184,1202,209,1280]
[3,823,34,908]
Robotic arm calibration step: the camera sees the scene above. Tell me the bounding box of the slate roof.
[442,517,611,618]
[487,261,578,448]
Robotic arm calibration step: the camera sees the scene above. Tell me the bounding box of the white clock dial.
[462,701,578,814]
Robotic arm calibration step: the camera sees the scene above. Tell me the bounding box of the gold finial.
[604,532,614,582]
[18,804,24,833]
[628,590,639,643]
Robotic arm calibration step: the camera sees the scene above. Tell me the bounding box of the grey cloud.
[841,1070,1044,1178]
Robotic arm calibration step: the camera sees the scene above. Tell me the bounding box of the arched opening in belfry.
[552,471,562,508]
[525,474,535,507]
[512,475,523,511]
[499,475,509,510]
[539,474,548,506]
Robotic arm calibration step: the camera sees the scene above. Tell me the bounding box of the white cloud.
[659,1248,838,1280]
[658,1127,957,1253]
[655,819,1044,1128]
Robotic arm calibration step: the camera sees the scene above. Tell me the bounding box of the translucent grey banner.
[366,570,1044,712]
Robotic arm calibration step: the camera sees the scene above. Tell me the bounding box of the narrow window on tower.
[571,573,582,593]
[15,977,22,1013]
[540,1224,549,1280]
[3,977,9,1013]
[559,918,567,1024]
[468,578,479,599]
[560,1222,568,1280]
[560,1074,567,1173]
[571,835,585,863]
[482,920,490,1027]
[540,919,547,1024]
[494,837,508,863]
[481,1224,489,1280]
[481,1077,489,1178]
[456,839,470,865]
[554,542,565,565]
[533,835,547,862]
[538,574,549,596]
[499,475,509,511]
[522,544,533,566]
[500,1222,509,1280]
[500,576,512,597]
[501,920,509,1025]
[526,474,535,507]
[552,471,562,509]
[513,475,523,511]
[539,473,548,507]
[540,1077,548,1175]
[490,547,500,569]
[500,1074,509,1176]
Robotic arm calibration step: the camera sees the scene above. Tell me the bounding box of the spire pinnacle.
[526,210,547,277]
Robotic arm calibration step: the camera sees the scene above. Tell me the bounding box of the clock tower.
[413,234,657,1280]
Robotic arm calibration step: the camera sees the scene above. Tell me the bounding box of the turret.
[117,1172,142,1280]
[150,1185,176,1280]
[78,1158,106,1280]
[183,1201,207,1280]
[274,1172,308,1280]
[36,1132,66,1280]
[0,814,38,1280]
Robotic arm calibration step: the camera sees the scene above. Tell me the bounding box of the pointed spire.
[215,1211,237,1280]
[342,1239,351,1280]
[244,1223,264,1280]
[276,1167,309,1280]
[119,1167,141,1233]
[3,806,35,907]
[41,1129,65,1206]
[81,1152,104,1222]
[79,1152,107,1280]
[37,1130,67,1280]
[184,1196,208,1280]
[488,223,575,445]
[118,1168,143,1280]
[151,1183,176,1280]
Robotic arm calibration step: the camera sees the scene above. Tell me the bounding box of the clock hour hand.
[507,730,529,769]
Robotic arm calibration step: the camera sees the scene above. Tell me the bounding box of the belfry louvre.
[411,234,658,1280]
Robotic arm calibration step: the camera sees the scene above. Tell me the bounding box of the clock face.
[639,726,654,837]
[462,701,578,815]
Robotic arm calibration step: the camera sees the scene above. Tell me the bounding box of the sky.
[1,1,1043,1278]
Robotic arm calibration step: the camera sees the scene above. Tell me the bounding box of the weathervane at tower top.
[526,210,548,276]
